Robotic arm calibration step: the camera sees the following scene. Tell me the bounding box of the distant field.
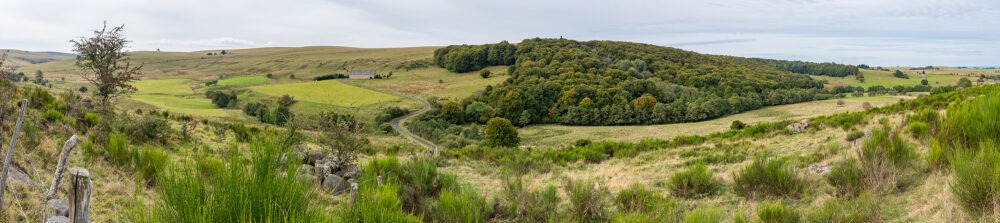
[519,95,908,147]
[816,69,963,88]
[250,80,402,107]
[131,78,232,117]
[216,75,269,87]
[349,66,509,99]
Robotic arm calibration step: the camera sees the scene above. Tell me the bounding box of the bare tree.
[70,22,143,109]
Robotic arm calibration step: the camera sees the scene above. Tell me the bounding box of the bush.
[951,141,1000,215]
[129,117,172,144]
[733,157,806,199]
[313,73,347,81]
[83,112,100,127]
[566,179,609,222]
[943,90,1000,149]
[338,185,421,222]
[683,208,724,223]
[500,178,560,222]
[730,120,747,130]
[807,195,880,223]
[484,117,519,147]
[858,126,917,192]
[845,130,864,141]
[668,163,721,198]
[927,139,950,170]
[136,146,168,184]
[615,184,662,213]
[45,108,65,122]
[905,121,929,139]
[826,159,865,198]
[434,188,485,223]
[105,133,135,167]
[756,202,802,223]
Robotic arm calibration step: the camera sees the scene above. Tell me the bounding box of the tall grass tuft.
[669,163,722,198]
[338,184,422,223]
[807,195,880,223]
[500,177,561,222]
[826,159,865,198]
[733,157,807,199]
[942,89,1000,149]
[105,133,135,166]
[566,179,610,222]
[926,139,950,170]
[434,188,486,223]
[614,184,679,221]
[756,202,802,223]
[136,145,168,184]
[140,133,330,222]
[683,207,725,223]
[951,141,1000,215]
[858,126,918,193]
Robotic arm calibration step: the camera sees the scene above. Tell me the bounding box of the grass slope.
[249,80,402,107]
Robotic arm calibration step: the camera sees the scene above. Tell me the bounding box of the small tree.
[730,120,746,130]
[484,117,519,147]
[957,77,973,88]
[79,86,88,93]
[71,22,143,108]
[220,50,227,55]
[480,69,491,79]
[34,70,43,83]
[277,94,296,107]
[921,79,929,86]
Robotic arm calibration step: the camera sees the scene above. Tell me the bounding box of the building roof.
[349,70,376,76]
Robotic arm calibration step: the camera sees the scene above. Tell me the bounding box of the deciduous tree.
[71,22,143,107]
[484,117,519,147]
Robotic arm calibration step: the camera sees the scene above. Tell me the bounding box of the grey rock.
[47,199,69,217]
[6,165,34,186]
[322,174,347,193]
[46,216,69,223]
[307,152,324,166]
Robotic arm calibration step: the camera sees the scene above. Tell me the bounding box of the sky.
[1,0,999,66]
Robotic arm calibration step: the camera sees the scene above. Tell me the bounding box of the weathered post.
[0,99,28,212]
[45,135,81,202]
[44,199,69,220]
[349,182,358,205]
[68,168,91,223]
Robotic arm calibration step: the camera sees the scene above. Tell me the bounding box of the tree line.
[432,41,517,73]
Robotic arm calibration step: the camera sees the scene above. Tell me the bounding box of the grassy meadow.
[815,68,983,88]
[249,80,402,107]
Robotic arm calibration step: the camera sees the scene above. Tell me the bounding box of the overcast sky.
[2,0,998,66]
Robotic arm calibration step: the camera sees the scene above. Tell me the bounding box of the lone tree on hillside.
[484,117,520,148]
[71,22,143,107]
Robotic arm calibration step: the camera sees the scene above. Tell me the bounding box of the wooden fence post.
[44,135,80,202]
[68,168,90,223]
[0,99,28,212]
[349,182,358,205]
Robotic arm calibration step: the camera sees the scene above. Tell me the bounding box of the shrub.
[45,108,65,122]
[683,208,725,223]
[136,146,168,184]
[943,90,1000,149]
[858,126,917,192]
[129,117,172,144]
[756,202,802,223]
[105,133,135,167]
[615,184,663,213]
[926,139,950,170]
[951,141,1000,215]
[668,163,721,198]
[807,195,880,223]
[733,157,806,199]
[730,120,747,130]
[434,188,485,223]
[484,117,520,147]
[566,179,609,222]
[83,112,100,127]
[845,130,864,141]
[905,121,929,139]
[338,185,421,222]
[500,178,561,222]
[825,159,865,198]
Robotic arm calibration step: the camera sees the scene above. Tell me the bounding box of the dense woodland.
[431,38,862,126]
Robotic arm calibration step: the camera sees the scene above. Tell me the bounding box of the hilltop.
[0,49,73,68]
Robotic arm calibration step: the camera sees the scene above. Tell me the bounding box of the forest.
[430,38,862,126]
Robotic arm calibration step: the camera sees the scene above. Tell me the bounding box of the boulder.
[307,152,324,166]
[322,174,347,193]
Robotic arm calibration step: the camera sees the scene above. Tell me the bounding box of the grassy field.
[131,78,232,116]
[519,95,909,147]
[349,66,509,99]
[249,80,402,107]
[814,67,996,88]
[216,75,270,87]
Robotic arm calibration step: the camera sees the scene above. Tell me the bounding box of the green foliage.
[126,117,172,144]
[845,130,864,141]
[566,179,610,222]
[733,157,807,199]
[105,133,135,167]
[905,121,929,139]
[756,202,802,223]
[204,90,237,108]
[141,133,329,222]
[668,163,721,198]
[434,188,486,223]
[375,106,409,125]
[951,141,1000,215]
[464,101,495,123]
[957,77,973,88]
[615,184,663,213]
[730,120,747,130]
[440,101,464,124]
[943,89,1000,149]
[136,146,168,184]
[337,185,422,223]
[927,139,950,170]
[679,143,748,166]
[433,41,516,72]
[860,126,917,168]
[683,208,725,223]
[83,112,100,127]
[484,117,520,147]
[44,108,65,122]
[826,159,865,198]
[499,178,561,222]
[479,69,491,78]
[806,195,880,223]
